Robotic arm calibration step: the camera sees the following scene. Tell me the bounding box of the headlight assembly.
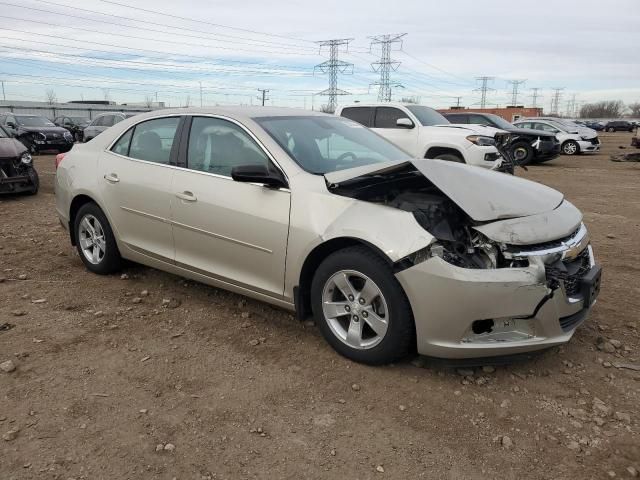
[63,131,73,141]
[466,135,496,147]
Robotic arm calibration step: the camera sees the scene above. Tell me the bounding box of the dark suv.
[0,113,74,154]
[443,112,560,164]
[54,115,91,142]
[604,120,633,132]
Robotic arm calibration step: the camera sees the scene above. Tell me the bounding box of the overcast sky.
[0,0,638,112]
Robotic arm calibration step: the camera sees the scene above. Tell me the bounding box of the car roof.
[115,106,331,123]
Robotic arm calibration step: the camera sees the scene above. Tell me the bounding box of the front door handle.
[104,173,119,183]
[176,191,197,202]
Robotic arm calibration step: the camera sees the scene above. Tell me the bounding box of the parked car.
[529,117,598,137]
[55,107,601,364]
[54,115,91,142]
[603,120,633,132]
[83,112,136,142]
[0,113,74,154]
[583,120,605,131]
[0,125,39,194]
[443,112,560,164]
[514,119,600,155]
[336,103,505,170]
[632,128,640,148]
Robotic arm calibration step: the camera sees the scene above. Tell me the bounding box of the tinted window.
[111,128,133,156]
[468,115,490,125]
[405,105,449,126]
[187,117,270,177]
[129,117,180,164]
[445,114,468,123]
[374,107,408,129]
[340,107,374,127]
[255,115,410,174]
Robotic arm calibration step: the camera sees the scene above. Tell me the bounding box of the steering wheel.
[337,152,357,162]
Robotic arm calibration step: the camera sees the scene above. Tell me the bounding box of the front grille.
[546,247,591,296]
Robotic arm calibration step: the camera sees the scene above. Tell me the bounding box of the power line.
[314,39,353,113]
[474,76,495,108]
[369,33,406,102]
[529,88,542,108]
[257,88,270,106]
[506,79,526,106]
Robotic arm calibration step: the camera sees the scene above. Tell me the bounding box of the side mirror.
[396,118,414,129]
[231,164,287,189]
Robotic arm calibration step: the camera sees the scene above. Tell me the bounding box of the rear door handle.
[176,191,197,202]
[104,173,119,183]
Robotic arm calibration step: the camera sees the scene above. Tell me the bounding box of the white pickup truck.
[335,103,505,169]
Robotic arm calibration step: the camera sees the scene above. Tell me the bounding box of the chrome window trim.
[104,113,290,188]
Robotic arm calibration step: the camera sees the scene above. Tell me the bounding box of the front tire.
[562,140,580,155]
[510,142,534,165]
[73,203,123,274]
[310,246,415,365]
[26,169,39,195]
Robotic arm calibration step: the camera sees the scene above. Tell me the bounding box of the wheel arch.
[424,146,464,160]
[68,194,100,246]
[294,237,393,321]
[561,139,580,154]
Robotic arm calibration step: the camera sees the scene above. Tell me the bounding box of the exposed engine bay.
[327,164,504,270]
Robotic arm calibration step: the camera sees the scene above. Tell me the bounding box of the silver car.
[83,112,136,142]
[54,107,602,364]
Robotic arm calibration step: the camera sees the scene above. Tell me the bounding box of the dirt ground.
[1,132,639,480]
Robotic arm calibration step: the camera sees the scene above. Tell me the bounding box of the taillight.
[55,153,66,170]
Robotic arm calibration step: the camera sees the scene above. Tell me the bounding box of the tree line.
[579,100,640,119]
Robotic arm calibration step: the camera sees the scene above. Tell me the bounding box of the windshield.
[16,116,55,127]
[484,114,514,129]
[255,115,411,174]
[70,117,90,124]
[406,105,449,126]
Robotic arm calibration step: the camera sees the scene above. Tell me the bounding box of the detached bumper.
[396,253,599,359]
[0,173,34,194]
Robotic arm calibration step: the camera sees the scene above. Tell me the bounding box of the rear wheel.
[434,152,464,163]
[562,140,580,155]
[73,202,123,274]
[607,127,615,132]
[310,246,415,365]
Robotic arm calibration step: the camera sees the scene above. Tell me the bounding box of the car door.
[371,107,419,156]
[97,115,183,262]
[171,115,290,297]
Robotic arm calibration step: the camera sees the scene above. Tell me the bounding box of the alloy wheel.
[563,142,577,155]
[78,214,106,265]
[321,270,389,350]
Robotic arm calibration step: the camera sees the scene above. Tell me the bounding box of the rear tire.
[434,153,464,163]
[310,246,415,365]
[73,202,123,275]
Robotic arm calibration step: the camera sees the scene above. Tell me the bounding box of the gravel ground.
[1,132,639,480]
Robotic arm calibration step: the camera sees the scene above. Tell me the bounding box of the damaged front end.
[325,159,602,359]
[0,147,38,195]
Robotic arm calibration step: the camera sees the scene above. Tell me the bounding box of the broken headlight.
[20,152,32,165]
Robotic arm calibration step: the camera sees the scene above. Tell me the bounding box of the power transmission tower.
[453,96,463,108]
[474,76,495,108]
[257,88,270,106]
[369,33,407,102]
[1,80,5,101]
[506,79,526,106]
[529,88,542,108]
[314,38,354,113]
[550,88,564,115]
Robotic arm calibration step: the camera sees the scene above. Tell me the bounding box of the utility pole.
[199,81,203,107]
[550,88,564,116]
[474,76,495,109]
[369,33,407,102]
[314,38,354,113]
[506,79,526,106]
[257,88,270,106]
[529,87,542,108]
[453,96,462,108]
[1,80,5,102]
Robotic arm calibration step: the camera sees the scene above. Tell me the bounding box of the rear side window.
[111,129,133,156]
[102,115,116,127]
[128,117,180,164]
[340,107,374,127]
[446,114,468,123]
[374,107,407,129]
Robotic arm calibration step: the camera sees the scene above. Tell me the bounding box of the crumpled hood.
[0,137,28,159]
[324,159,563,222]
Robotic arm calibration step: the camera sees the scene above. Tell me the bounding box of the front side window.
[128,117,180,164]
[187,117,270,176]
[374,107,409,129]
[255,115,411,174]
[340,107,374,127]
[102,115,116,127]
